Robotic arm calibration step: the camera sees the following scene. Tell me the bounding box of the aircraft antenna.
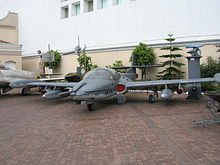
[48,44,51,52]
[84,44,87,73]
[77,35,80,46]
[131,52,136,66]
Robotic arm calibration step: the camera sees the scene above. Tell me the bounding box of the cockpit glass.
[83,69,119,80]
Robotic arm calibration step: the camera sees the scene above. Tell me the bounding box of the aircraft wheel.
[149,94,155,103]
[87,104,95,111]
[75,101,81,104]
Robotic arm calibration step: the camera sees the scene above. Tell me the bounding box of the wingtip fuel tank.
[214,73,220,83]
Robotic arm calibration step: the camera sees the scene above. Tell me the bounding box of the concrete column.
[93,0,98,10]
[186,56,202,100]
[81,0,85,13]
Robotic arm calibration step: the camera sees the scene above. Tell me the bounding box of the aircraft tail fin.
[112,52,161,73]
[113,65,162,81]
[112,65,162,72]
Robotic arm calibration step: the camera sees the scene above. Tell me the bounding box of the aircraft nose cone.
[70,79,115,101]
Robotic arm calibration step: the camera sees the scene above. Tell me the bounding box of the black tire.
[87,104,95,111]
[75,101,81,104]
[149,94,155,103]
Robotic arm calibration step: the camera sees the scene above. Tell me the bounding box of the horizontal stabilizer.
[0,64,10,70]
[40,73,62,76]
[112,65,162,69]
[40,77,65,81]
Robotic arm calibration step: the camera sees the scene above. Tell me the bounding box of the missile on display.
[160,89,173,99]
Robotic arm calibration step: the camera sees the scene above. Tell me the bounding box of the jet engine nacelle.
[161,89,173,99]
[176,88,183,94]
[40,88,47,94]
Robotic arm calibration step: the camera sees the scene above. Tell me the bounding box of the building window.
[61,0,68,2]
[84,0,93,13]
[98,0,108,9]
[72,2,80,16]
[61,5,69,19]
[113,0,128,5]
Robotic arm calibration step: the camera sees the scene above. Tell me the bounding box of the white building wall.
[9,0,220,55]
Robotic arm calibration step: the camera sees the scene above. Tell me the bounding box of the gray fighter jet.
[9,67,220,111]
[0,65,62,95]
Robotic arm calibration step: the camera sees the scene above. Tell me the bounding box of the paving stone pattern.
[0,91,219,165]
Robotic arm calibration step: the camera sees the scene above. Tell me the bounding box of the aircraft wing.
[9,80,77,89]
[27,82,77,88]
[126,78,215,89]
[24,82,78,99]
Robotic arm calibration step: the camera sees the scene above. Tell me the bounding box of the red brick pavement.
[0,91,219,165]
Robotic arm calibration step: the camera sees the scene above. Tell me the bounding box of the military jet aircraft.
[9,66,220,111]
[0,65,62,95]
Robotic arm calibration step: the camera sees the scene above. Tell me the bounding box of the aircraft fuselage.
[0,70,40,93]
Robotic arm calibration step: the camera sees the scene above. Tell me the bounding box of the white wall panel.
[1,0,219,55]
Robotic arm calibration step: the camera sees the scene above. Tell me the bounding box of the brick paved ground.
[0,90,219,165]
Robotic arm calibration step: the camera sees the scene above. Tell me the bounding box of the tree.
[42,50,61,69]
[106,60,126,73]
[201,56,220,91]
[131,42,156,80]
[132,42,156,65]
[77,47,98,72]
[157,33,185,80]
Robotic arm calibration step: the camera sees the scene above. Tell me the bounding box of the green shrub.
[77,48,98,72]
[201,56,220,91]
[106,60,126,73]
[106,60,124,68]
[130,43,156,80]
[42,50,61,69]
[131,42,156,65]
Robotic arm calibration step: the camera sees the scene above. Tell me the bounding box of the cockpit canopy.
[83,68,120,80]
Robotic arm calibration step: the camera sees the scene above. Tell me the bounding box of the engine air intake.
[117,84,126,93]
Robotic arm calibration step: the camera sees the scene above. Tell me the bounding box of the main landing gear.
[147,89,158,103]
[22,87,31,96]
[148,94,156,103]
